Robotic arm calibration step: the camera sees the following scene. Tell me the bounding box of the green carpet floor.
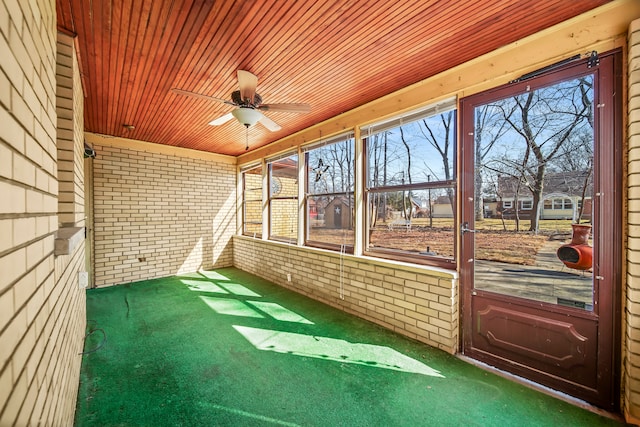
[75,267,627,426]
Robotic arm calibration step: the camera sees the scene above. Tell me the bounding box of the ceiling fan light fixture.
[232,107,262,127]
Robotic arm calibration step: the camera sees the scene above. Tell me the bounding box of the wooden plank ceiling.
[56,0,611,156]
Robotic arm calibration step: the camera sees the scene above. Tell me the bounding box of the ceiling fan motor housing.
[232,90,262,107]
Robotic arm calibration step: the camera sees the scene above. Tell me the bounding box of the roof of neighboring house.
[433,195,454,205]
[326,196,353,206]
[496,171,593,198]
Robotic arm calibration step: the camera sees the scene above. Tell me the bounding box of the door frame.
[458,49,623,410]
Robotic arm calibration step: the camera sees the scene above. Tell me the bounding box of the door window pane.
[473,75,595,309]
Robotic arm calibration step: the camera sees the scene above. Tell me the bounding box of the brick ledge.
[55,226,85,256]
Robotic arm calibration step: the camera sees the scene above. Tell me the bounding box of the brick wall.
[270,175,298,240]
[627,17,640,423]
[0,1,87,424]
[233,236,459,353]
[90,137,236,286]
[56,31,84,227]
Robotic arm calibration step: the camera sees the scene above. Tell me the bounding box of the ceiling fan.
[172,70,311,133]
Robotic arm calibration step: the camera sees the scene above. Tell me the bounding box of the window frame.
[241,164,263,237]
[303,134,355,253]
[362,100,457,268]
[520,200,533,210]
[267,152,299,243]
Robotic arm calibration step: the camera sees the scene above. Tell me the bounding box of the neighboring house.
[494,171,593,221]
[432,195,455,218]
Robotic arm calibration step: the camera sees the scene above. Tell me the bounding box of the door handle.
[461,222,476,234]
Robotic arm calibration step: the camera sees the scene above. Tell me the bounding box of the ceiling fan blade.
[258,113,282,132]
[208,112,234,126]
[258,103,311,113]
[237,70,258,103]
[171,88,234,105]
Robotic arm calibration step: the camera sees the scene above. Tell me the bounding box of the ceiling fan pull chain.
[245,126,250,150]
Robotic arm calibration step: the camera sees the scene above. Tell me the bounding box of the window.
[550,198,573,210]
[520,200,532,210]
[241,164,263,237]
[304,134,355,251]
[364,98,456,266]
[503,200,513,209]
[268,153,298,242]
[563,198,573,209]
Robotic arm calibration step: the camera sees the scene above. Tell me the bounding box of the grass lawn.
[313,218,590,264]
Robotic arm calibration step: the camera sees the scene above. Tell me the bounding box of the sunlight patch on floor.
[182,280,230,294]
[200,296,265,318]
[246,301,314,324]
[233,325,445,377]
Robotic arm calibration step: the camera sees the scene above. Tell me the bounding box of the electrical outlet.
[287,273,292,282]
[78,271,89,289]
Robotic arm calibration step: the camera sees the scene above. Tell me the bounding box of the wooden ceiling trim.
[202,0,306,97]
[56,0,76,34]
[317,2,545,110]
[263,0,442,107]
[168,2,237,94]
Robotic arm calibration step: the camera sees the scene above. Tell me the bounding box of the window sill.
[54,226,85,256]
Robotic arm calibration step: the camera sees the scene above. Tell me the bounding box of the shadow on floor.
[75,267,626,426]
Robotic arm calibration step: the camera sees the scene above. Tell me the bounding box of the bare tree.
[481,77,593,232]
[419,111,455,212]
[474,106,509,221]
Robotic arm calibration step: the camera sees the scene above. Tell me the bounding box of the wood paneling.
[56,0,611,156]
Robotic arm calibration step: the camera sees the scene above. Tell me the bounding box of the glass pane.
[245,187,261,202]
[307,195,354,247]
[242,167,262,236]
[244,222,262,236]
[270,155,298,198]
[473,75,595,310]
[307,140,354,195]
[367,110,455,187]
[243,200,262,236]
[270,199,298,242]
[367,189,455,258]
[244,165,262,191]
